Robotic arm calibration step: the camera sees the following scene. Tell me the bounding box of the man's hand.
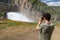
[38,18,42,24]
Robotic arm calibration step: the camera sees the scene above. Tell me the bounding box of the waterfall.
[7,12,34,22]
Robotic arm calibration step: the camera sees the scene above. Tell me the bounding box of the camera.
[41,16,44,20]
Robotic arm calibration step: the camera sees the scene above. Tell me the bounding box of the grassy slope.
[0,19,37,29]
[0,19,60,30]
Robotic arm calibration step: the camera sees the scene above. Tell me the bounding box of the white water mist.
[7,12,34,22]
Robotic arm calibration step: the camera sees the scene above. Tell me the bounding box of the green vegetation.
[0,8,6,17]
[0,2,17,17]
[29,0,60,15]
[29,0,56,14]
[0,19,60,30]
[51,6,60,15]
[0,19,37,29]
[55,22,60,26]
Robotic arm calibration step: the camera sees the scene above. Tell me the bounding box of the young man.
[35,13,54,40]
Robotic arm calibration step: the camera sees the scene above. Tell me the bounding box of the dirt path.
[0,26,60,40]
[52,26,60,40]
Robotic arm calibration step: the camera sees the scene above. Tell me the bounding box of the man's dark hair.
[43,13,51,21]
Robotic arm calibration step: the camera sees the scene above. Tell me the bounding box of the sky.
[41,0,60,6]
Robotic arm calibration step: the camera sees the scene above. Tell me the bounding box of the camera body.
[41,16,44,21]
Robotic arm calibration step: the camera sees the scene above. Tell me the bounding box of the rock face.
[0,0,41,22]
[0,2,18,12]
[14,0,41,22]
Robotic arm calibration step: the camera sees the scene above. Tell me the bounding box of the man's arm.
[35,18,42,30]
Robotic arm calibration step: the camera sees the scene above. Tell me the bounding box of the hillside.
[0,0,56,21]
[51,6,60,15]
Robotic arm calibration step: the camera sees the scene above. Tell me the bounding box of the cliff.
[0,0,54,22]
